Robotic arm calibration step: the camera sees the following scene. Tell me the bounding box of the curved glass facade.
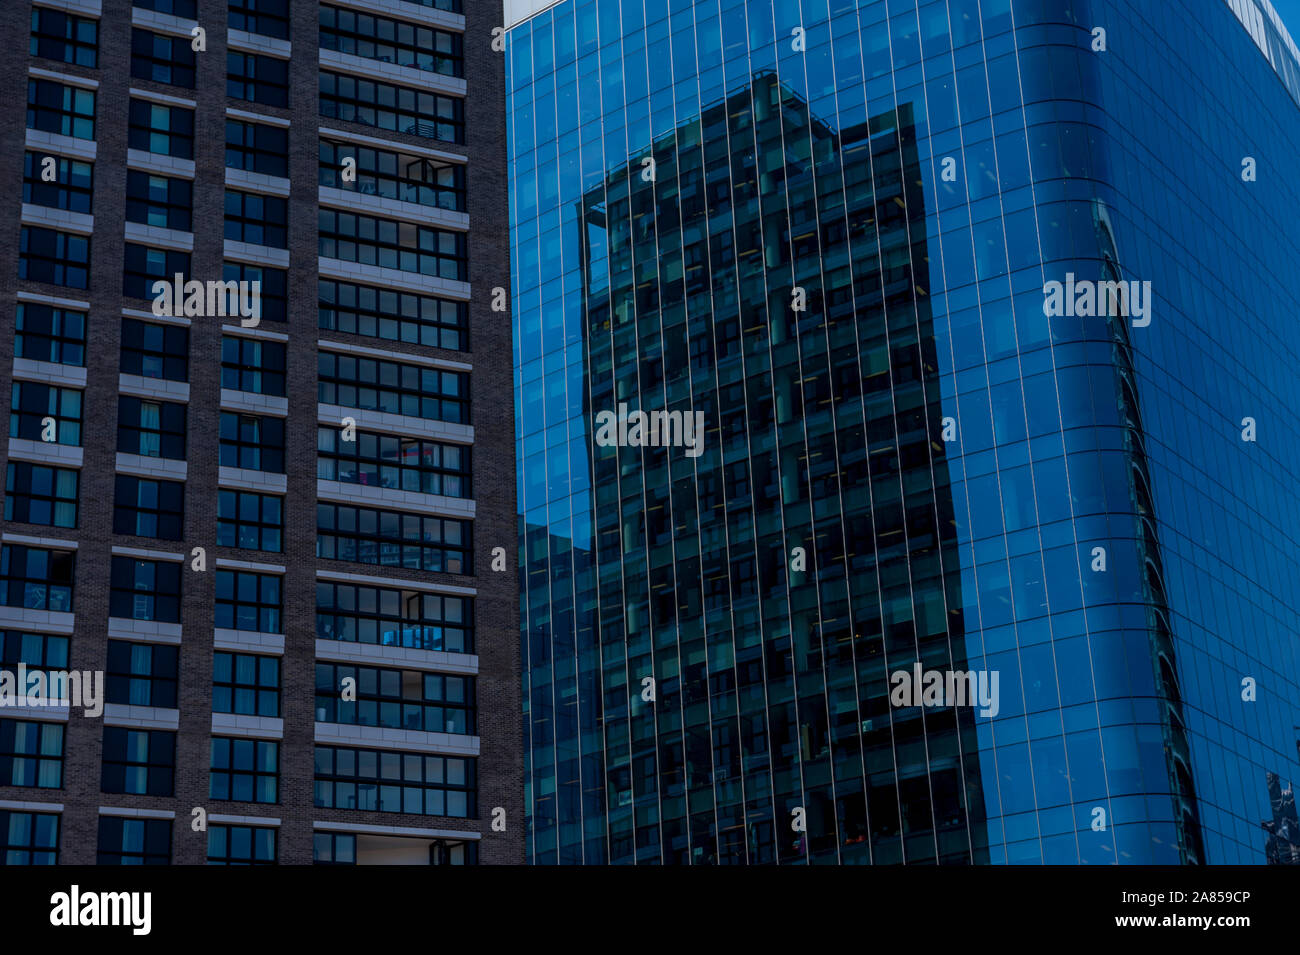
[508,0,1300,864]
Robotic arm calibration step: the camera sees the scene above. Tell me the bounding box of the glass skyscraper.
[507,0,1300,864]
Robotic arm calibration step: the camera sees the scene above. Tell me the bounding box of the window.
[15,303,86,366]
[19,227,89,289]
[227,52,288,107]
[219,412,284,473]
[318,278,467,350]
[215,569,281,633]
[106,640,179,708]
[316,581,473,653]
[318,210,466,281]
[319,71,463,143]
[10,382,82,446]
[121,319,189,381]
[225,119,288,177]
[97,816,170,865]
[0,810,59,865]
[221,336,286,396]
[319,6,462,77]
[210,737,277,803]
[125,171,192,231]
[26,79,94,140]
[30,8,98,67]
[313,832,355,864]
[128,98,194,159]
[318,352,468,423]
[217,489,282,552]
[315,663,475,734]
[123,243,190,300]
[0,546,74,612]
[224,190,288,249]
[0,720,64,789]
[317,504,471,573]
[318,428,470,498]
[5,463,78,529]
[0,631,70,681]
[229,0,289,39]
[208,824,276,864]
[102,727,175,796]
[131,29,196,88]
[134,0,197,16]
[213,651,279,717]
[319,140,464,213]
[118,396,186,459]
[109,557,181,623]
[113,476,184,541]
[223,262,287,324]
[23,153,93,214]
[314,745,475,818]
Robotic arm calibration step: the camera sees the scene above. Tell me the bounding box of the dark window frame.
[317,427,471,498]
[209,736,278,804]
[319,140,465,212]
[109,556,182,623]
[318,351,468,423]
[125,170,193,231]
[26,79,95,140]
[19,226,89,289]
[213,650,280,718]
[318,5,462,78]
[0,809,60,865]
[30,8,99,67]
[96,816,171,865]
[123,243,190,302]
[318,278,467,350]
[224,189,288,249]
[128,98,194,159]
[0,719,65,789]
[117,395,187,459]
[4,462,79,529]
[227,51,289,108]
[10,381,83,447]
[207,823,277,864]
[219,412,285,473]
[319,71,463,144]
[23,152,93,214]
[228,0,290,40]
[316,503,471,574]
[130,28,196,88]
[113,474,185,541]
[221,335,286,396]
[0,545,74,612]
[15,303,86,367]
[315,662,475,734]
[314,745,475,818]
[225,119,288,177]
[315,581,473,653]
[106,639,179,709]
[216,489,283,553]
[214,569,282,634]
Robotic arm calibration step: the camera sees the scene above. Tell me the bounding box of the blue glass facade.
[508,0,1300,864]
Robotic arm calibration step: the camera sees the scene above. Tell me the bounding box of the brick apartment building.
[0,0,520,864]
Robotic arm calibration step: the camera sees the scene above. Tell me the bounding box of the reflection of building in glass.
[1262,772,1300,865]
[558,72,986,864]
[508,0,1300,865]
